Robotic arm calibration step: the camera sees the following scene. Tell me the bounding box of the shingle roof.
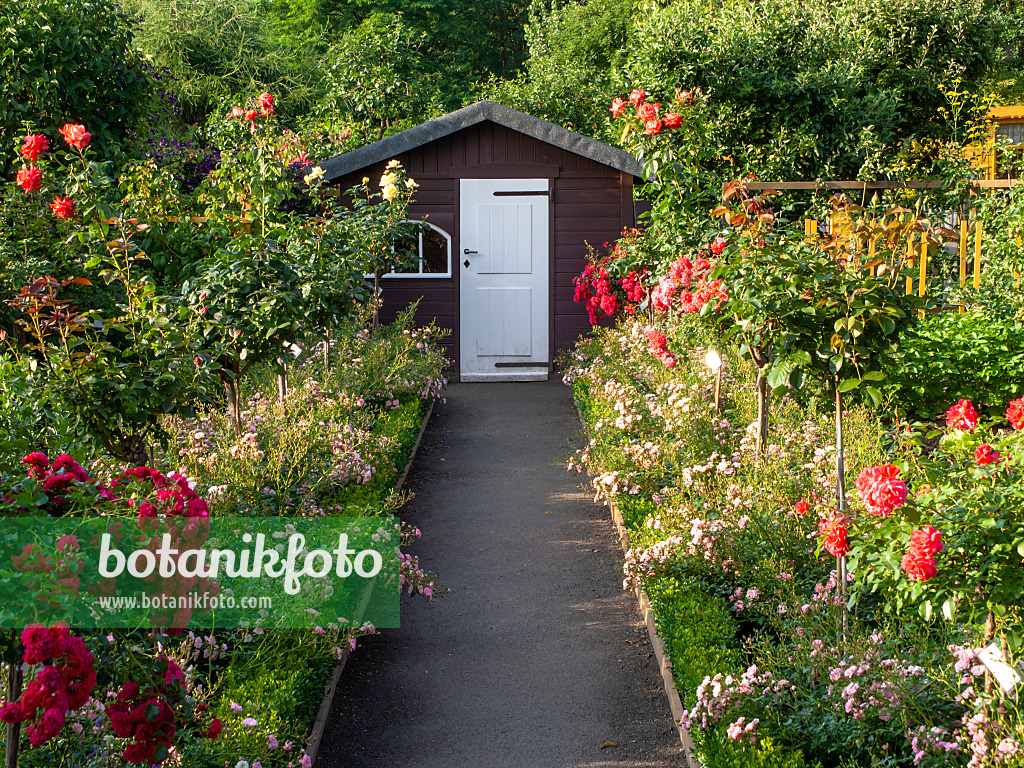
[318,100,643,181]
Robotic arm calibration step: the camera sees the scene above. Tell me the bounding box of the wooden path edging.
[306,399,436,766]
[575,405,701,767]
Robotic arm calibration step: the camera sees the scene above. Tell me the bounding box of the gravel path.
[317,380,686,768]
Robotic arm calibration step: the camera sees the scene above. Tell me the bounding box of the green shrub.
[885,309,1024,420]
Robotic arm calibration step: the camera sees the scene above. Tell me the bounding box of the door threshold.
[459,371,549,383]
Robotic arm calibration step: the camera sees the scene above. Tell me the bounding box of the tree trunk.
[277,361,288,404]
[5,658,22,768]
[372,271,382,335]
[755,373,769,455]
[119,433,149,467]
[221,365,242,436]
[835,380,848,640]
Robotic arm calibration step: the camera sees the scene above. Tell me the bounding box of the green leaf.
[838,378,861,393]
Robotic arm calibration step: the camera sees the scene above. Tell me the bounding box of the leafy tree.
[314,13,444,143]
[481,0,632,139]
[0,0,152,173]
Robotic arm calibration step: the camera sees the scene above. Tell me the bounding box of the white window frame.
[381,221,452,279]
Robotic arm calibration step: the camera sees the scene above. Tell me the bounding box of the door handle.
[463,249,478,254]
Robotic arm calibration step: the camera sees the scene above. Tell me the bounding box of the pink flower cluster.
[651,254,726,315]
[643,327,676,368]
[22,452,110,506]
[855,464,908,517]
[0,623,96,747]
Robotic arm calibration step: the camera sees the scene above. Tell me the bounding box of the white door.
[459,178,550,382]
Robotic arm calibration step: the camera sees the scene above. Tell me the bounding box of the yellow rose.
[382,184,399,201]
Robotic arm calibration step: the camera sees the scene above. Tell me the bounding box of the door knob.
[463,249,478,254]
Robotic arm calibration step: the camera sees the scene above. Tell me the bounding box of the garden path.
[317,380,685,768]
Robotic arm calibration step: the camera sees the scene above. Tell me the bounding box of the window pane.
[393,232,418,273]
[422,228,448,273]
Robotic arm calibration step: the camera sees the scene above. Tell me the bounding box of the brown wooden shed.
[319,100,643,381]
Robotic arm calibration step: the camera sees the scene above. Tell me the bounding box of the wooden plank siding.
[330,121,637,374]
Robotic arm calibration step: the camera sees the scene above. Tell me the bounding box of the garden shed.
[320,99,644,381]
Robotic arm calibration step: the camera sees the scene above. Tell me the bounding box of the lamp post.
[705,349,723,410]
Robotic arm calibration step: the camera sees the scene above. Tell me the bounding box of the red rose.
[49,195,74,219]
[228,106,244,119]
[610,97,627,118]
[0,702,24,724]
[794,500,809,516]
[58,123,91,151]
[975,443,1003,465]
[855,464,907,517]
[909,526,943,555]
[901,550,937,581]
[21,134,49,161]
[945,398,978,432]
[244,109,258,121]
[677,89,694,104]
[16,165,42,193]
[1007,397,1024,430]
[257,92,275,114]
[205,718,223,739]
[817,512,850,557]
[637,102,660,121]
[628,88,646,106]
[710,236,727,255]
[662,112,682,129]
[644,119,663,135]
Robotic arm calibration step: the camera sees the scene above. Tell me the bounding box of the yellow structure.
[972,106,1024,178]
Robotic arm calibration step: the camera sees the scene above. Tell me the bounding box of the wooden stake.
[959,219,968,314]
[974,222,983,290]
[918,236,928,318]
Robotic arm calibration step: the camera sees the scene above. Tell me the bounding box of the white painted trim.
[460,371,549,382]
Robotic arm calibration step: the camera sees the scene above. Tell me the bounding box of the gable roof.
[319,100,643,181]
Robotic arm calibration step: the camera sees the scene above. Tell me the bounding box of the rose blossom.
[610,97,627,118]
[644,119,662,135]
[662,112,682,129]
[16,165,42,193]
[945,398,978,432]
[901,550,937,581]
[628,88,645,106]
[21,134,49,161]
[1007,397,1024,430]
[974,443,1003,465]
[257,92,274,114]
[793,500,809,516]
[58,123,91,150]
[50,195,74,219]
[855,464,907,517]
[637,102,660,122]
[817,512,850,557]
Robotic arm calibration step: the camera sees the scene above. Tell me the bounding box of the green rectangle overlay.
[0,516,400,630]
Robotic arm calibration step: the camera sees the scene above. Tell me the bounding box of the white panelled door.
[459,178,549,381]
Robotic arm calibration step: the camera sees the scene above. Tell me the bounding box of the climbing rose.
[58,124,91,150]
[1007,397,1024,430]
[662,113,682,129]
[855,464,907,517]
[16,165,42,193]
[644,119,662,135]
[975,444,1003,465]
[21,134,49,161]
[244,109,258,121]
[710,237,727,255]
[945,399,978,432]
[817,512,850,557]
[793,500,809,516]
[257,92,274,115]
[610,97,627,118]
[628,88,645,106]
[637,102,660,122]
[49,196,74,219]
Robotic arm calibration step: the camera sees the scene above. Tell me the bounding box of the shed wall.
[331,121,635,371]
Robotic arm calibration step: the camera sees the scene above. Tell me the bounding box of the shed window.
[386,222,451,278]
